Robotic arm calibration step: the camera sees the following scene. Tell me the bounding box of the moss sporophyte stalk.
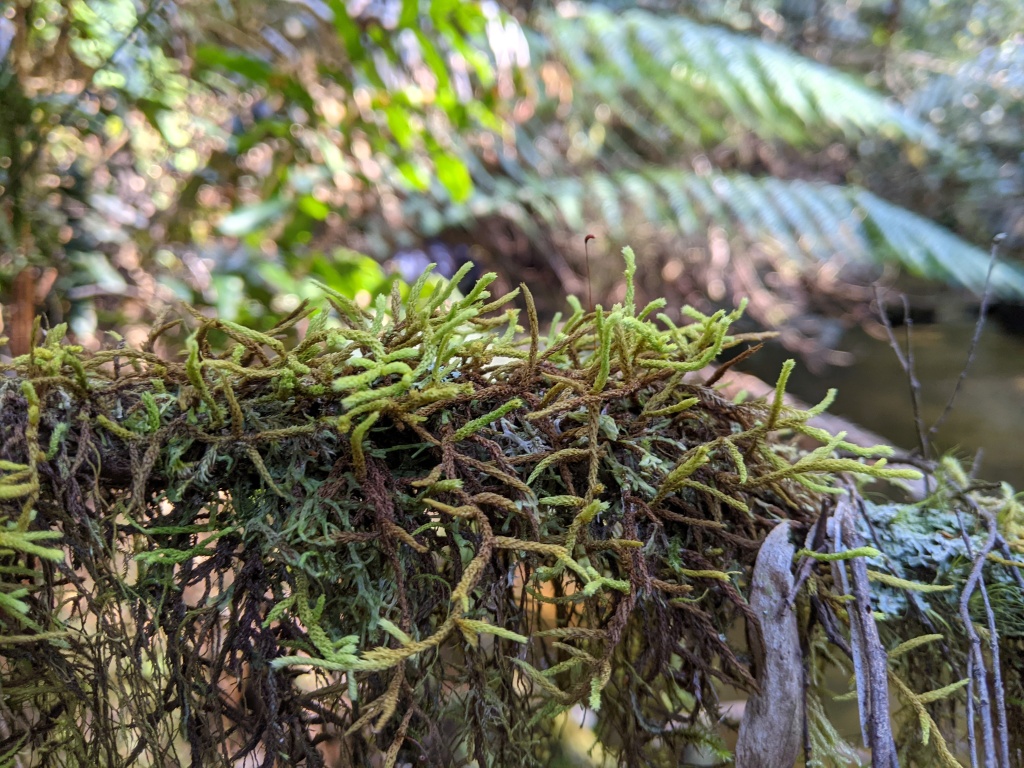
[0,247,1020,767]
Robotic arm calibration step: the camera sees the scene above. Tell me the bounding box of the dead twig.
[952,483,1010,768]
[833,492,898,768]
[930,235,1004,439]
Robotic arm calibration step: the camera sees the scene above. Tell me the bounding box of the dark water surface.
[749,319,1024,489]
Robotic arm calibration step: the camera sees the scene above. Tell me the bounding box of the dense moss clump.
[0,249,1020,767]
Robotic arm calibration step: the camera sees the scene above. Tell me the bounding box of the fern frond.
[851,188,1024,293]
[452,167,1024,299]
[538,7,940,151]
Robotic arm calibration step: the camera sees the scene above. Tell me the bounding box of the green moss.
[0,249,1018,766]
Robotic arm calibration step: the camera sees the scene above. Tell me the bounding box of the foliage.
[0,0,517,341]
[4,0,1024,361]
[0,253,1021,766]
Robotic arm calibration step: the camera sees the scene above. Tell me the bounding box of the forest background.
[4,0,1024,344]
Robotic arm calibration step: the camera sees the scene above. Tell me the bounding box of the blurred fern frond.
[536,6,940,151]
[12,0,1022,352]
[439,167,1024,299]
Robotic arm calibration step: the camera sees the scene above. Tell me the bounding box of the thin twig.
[930,235,1003,439]
[953,495,999,767]
[997,536,1024,591]
[901,296,929,460]
[789,505,830,607]
[970,447,985,480]
[966,652,979,768]
[584,234,595,312]
[874,288,931,492]
[703,343,764,387]
[979,575,1010,768]
[960,493,1010,767]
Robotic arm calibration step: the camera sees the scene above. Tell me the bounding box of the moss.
[0,249,1017,766]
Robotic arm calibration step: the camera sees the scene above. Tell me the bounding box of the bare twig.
[956,490,1011,768]
[584,234,595,312]
[930,235,1004,439]
[833,493,898,768]
[970,447,985,480]
[703,343,764,387]
[966,652,979,768]
[901,297,929,459]
[979,575,1010,768]
[789,505,830,607]
[998,536,1024,591]
[952,493,1000,767]
[813,593,853,659]
[874,289,931,491]
[871,235,1013,765]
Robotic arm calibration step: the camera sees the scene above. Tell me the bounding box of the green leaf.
[218,198,291,236]
[311,249,388,298]
[193,45,272,83]
[386,104,415,150]
[399,0,418,29]
[397,161,430,191]
[541,7,938,148]
[457,167,1024,300]
[72,251,128,292]
[297,195,330,221]
[435,152,473,202]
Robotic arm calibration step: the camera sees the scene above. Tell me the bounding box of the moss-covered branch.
[0,249,1020,766]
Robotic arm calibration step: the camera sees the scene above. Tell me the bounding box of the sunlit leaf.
[386,104,415,149]
[539,7,940,149]
[435,152,473,202]
[399,0,418,29]
[311,249,389,297]
[297,195,330,221]
[218,198,291,237]
[72,251,127,292]
[398,161,431,191]
[193,44,272,83]
[212,273,245,322]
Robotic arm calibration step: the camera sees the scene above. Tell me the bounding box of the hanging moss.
[0,249,1020,767]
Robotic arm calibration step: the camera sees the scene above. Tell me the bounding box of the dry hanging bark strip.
[735,520,803,768]
[834,494,898,768]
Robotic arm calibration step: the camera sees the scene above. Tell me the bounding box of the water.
[748,318,1024,490]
